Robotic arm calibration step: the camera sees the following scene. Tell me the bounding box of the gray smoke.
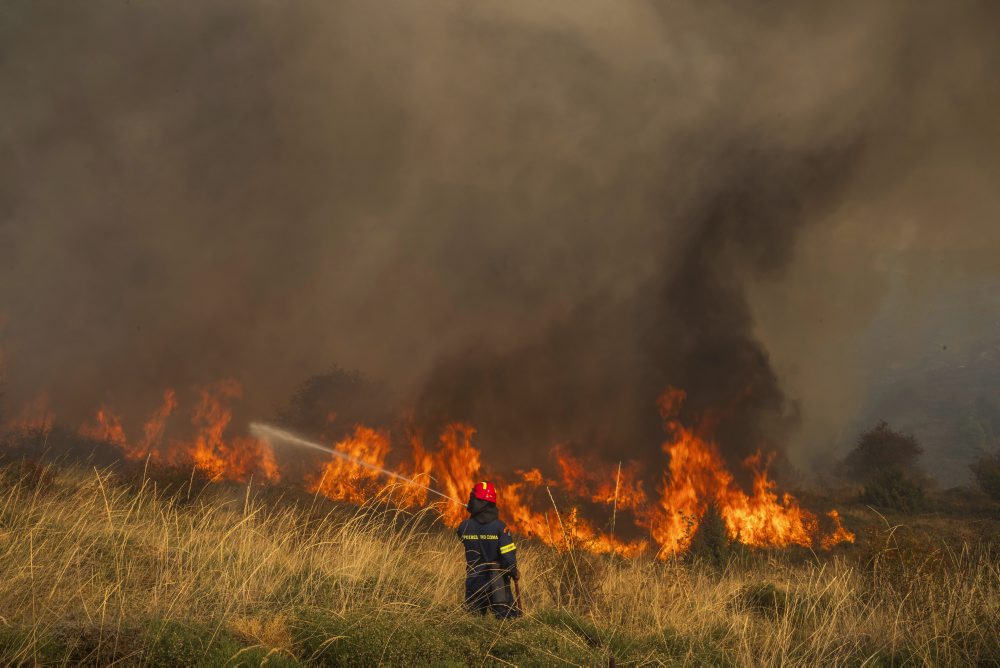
[1,1,998,479]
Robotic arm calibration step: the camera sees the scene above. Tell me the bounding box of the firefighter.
[457,481,521,618]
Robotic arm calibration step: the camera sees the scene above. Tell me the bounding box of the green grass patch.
[145,619,290,667]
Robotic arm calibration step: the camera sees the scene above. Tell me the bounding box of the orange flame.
[79,407,127,447]
[57,377,853,557]
[309,422,482,526]
[429,423,481,526]
[135,389,178,459]
[307,425,391,505]
[75,382,278,482]
[632,388,853,556]
[171,380,279,482]
[820,510,855,550]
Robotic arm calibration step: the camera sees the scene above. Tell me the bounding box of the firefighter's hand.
[509,567,520,581]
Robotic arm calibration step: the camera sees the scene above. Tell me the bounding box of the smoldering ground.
[1,1,998,479]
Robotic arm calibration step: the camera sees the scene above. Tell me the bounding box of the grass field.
[0,458,998,666]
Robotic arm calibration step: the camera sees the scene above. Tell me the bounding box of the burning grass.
[50,381,856,561]
[0,459,996,666]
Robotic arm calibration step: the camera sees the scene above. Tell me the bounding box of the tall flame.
[79,407,127,447]
[62,381,853,558]
[634,388,852,556]
[307,425,391,505]
[136,390,178,459]
[75,381,278,482]
[179,380,279,482]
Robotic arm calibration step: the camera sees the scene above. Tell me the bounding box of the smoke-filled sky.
[2,1,998,477]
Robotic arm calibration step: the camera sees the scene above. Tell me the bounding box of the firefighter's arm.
[498,526,518,579]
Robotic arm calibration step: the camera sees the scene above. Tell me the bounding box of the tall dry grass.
[0,460,997,665]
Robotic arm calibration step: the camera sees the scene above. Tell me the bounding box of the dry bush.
[861,468,927,512]
[971,451,1000,501]
[845,421,923,479]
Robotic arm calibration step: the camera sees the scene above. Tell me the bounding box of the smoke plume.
[1,1,998,478]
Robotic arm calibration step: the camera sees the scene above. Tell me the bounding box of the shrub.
[970,452,1000,501]
[845,422,923,480]
[144,620,266,666]
[687,503,731,568]
[735,583,791,618]
[277,367,392,439]
[860,469,925,512]
[51,622,144,665]
[292,610,485,665]
[0,627,64,665]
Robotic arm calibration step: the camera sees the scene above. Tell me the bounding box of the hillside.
[856,291,1000,487]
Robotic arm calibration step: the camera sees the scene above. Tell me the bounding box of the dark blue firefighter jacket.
[457,497,520,617]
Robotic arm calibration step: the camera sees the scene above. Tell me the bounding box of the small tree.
[845,422,925,512]
[970,452,1000,501]
[687,502,732,568]
[845,421,923,479]
[277,368,391,437]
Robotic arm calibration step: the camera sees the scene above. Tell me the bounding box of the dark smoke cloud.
[417,142,862,474]
[1,1,998,479]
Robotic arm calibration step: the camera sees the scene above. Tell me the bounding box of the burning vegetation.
[2,375,855,559]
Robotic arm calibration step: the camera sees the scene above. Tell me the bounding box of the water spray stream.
[249,422,466,506]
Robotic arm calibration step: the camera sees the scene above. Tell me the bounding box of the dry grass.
[0,460,997,666]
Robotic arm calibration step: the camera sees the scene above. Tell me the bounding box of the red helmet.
[471,481,497,503]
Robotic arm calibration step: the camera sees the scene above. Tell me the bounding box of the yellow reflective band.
[499,543,516,554]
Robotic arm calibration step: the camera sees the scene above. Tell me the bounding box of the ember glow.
[5,393,55,436]
[11,379,854,558]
